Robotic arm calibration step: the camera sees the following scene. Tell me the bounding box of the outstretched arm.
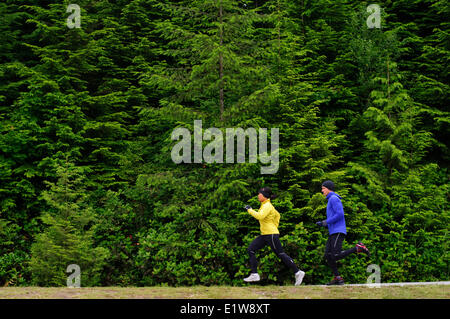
[248,204,271,220]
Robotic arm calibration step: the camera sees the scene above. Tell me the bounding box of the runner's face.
[321,186,331,196]
[258,193,266,202]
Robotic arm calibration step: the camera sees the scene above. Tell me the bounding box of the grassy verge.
[0,285,448,299]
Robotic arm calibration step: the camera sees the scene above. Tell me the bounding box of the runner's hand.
[316,220,327,227]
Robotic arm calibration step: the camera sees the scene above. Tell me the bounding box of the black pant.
[248,234,299,274]
[324,233,357,276]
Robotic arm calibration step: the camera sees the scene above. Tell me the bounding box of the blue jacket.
[325,192,347,235]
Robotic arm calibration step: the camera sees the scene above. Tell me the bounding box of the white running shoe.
[243,273,260,282]
[295,270,305,286]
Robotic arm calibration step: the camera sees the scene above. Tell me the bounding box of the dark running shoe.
[326,276,345,285]
[356,241,370,257]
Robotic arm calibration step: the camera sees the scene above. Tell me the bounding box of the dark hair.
[258,187,277,200]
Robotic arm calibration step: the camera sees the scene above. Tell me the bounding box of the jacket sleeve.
[326,196,344,225]
[248,203,271,220]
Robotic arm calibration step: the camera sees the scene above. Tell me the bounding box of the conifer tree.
[29,159,108,286]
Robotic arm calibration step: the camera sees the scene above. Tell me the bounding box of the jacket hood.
[326,191,341,200]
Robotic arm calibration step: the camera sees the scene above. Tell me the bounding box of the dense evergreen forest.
[0,0,448,286]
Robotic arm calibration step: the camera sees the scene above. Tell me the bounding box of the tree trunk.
[219,0,224,121]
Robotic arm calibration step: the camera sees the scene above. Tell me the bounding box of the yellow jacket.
[247,199,280,235]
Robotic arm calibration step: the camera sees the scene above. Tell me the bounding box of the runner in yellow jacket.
[243,187,305,286]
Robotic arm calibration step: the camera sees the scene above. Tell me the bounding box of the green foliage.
[29,160,109,286]
[0,0,448,286]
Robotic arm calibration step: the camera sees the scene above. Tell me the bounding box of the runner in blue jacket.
[316,180,370,285]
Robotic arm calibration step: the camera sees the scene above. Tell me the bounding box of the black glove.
[316,220,327,227]
[244,205,252,210]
